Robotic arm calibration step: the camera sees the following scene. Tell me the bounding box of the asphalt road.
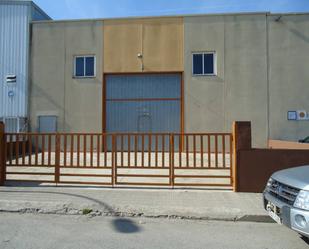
[0,213,308,249]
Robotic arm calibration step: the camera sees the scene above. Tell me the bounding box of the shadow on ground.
[301,235,309,245]
[112,218,141,233]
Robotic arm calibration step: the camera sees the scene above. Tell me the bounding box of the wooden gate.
[0,128,233,189]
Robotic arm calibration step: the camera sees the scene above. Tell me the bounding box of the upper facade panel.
[103,17,184,73]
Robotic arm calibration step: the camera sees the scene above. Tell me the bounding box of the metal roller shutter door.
[105,74,181,133]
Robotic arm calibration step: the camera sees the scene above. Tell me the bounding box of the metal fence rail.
[3,132,233,188]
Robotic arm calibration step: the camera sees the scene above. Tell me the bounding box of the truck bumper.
[263,191,309,237]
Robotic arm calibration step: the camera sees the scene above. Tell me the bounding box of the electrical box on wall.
[297,110,307,120]
[38,115,57,133]
[287,110,309,121]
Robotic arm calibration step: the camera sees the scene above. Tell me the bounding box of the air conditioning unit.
[297,110,308,120]
[1,117,28,133]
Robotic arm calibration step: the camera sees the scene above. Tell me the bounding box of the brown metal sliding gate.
[2,132,233,188]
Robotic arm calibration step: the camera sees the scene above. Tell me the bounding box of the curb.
[0,205,273,223]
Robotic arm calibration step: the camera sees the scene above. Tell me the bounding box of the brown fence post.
[55,134,61,184]
[111,134,116,187]
[169,134,175,188]
[0,122,5,185]
[232,121,252,192]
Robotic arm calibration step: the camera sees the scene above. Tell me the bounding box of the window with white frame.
[74,55,96,77]
[192,52,216,76]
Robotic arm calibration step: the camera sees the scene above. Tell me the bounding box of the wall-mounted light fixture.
[8,90,14,98]
[137,53,144,71]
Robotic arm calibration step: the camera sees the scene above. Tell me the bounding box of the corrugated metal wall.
[0,3,30,117]
[106,74,181,133]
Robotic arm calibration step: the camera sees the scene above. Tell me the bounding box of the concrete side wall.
[103,17,183,73]
[237,149,309,192]
[268,14,309,141]
[268,139,309,150]
[30,21,103,132]
[184,14,268,147]
[232,121,309,193]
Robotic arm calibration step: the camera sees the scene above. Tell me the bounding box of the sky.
[33,0,309,20]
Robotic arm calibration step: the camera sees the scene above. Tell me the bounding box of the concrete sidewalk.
[0,184,268,222]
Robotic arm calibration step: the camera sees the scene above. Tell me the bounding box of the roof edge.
[31,11,272,24]
[31,1,52,20]
[31,11,309,24]
[0,0,51,20]
[0,0,32,4]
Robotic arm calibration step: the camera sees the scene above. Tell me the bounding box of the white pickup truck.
[263,165,309,238]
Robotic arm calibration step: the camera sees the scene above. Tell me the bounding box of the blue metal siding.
[0,2,49,132]
[0,3,30,118]
[106,74,181,133]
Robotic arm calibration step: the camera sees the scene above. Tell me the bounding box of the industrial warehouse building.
[2,1,309,148]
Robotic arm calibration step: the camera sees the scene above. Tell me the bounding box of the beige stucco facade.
[268,14,309,141]
[30,20,103,132]
[29,13,309,148]
[184,14,268,147]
